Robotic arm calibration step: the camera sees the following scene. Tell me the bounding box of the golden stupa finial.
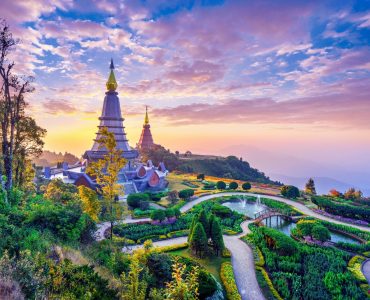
[144,106,149,125]
[106,58,118,91]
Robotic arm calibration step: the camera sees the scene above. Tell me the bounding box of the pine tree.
[198,209,210,238]
[208,214,215,239]
[188,215,197,242]
[190,223,208,257]
[210,218,224,256]
[305,178,316,195]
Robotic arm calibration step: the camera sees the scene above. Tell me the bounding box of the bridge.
[254,208,293,223]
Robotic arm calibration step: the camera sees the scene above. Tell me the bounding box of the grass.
[167,247,230,282]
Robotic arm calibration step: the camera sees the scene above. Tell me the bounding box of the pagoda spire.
[106,58,118,91]
[144,106,149,125]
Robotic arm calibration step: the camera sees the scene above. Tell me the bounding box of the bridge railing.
[254,208,292,220]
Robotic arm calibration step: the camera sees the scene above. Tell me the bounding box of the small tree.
[189,223,208,257]
[165,260,199,300]
[228,182,238,190]
[119,257,147,300]
[167,190,178,205]
[305,178,316,195]
[151,209,166,223]
[242,182,251,191]
[78,186,101,221]
[197,174,205,181]
[210,218,224,256]
[216,181,226,190]
[87,127,127,239]
[312,225,331,243]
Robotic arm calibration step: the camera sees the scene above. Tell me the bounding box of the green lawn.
[167,247,230,282]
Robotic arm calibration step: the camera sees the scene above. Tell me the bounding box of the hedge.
[348,255,367,283]
[157,243,189,253]
[242,235,264,267]
[220,262,241,300]
[255,266,284,300]
[137,234,167,244]
[222,248,231,258]
[167,230,189,238]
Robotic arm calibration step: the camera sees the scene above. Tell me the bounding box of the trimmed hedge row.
[157,242,189,253]
[166,230,189,238]
[220,262,241,300]
[242,235,265,267]
[348,255,367,283]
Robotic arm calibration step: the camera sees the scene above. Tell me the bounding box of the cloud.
[153,86,370,129]
[42,99,77,115]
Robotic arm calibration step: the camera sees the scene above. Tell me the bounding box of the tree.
[305,178,316,195]
[178,189,194,201]
[210,218,224,256]
[13,116,46,188]
[281,185,300,199]
[43,178,78,204]
[189,223,208,257]
[119,257,147,300]
[165,260,199,300]
[242,182,251,191]
[329,189,341,197]
[197,174,205,180]
[151,209,166,223]
[188,215,197,242]
[228,181,238,190]
[312,225,331,243]
[0,20,45,192]
[140,144,179,171]
[344,188,362,200]
[197,209,210,238]
[167,190,178,205]
[173,208,181,218]
[127,193,150,209]
[216,181,226,190]
[78,186,101,221]
[87,127,127,239]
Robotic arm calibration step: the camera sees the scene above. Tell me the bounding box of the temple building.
[44,59,168,194]
[83,59,138,164]
[137,106,155,150]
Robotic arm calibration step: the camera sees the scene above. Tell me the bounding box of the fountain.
[256,195,261,206]
[242,196,247,208]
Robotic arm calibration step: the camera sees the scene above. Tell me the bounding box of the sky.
[1,0,370,192]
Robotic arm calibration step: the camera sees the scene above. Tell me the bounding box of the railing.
[254,208,292,221]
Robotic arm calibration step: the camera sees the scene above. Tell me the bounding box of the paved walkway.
[125,220,263,300]
[97,191,370,299]
[362,259,370,284]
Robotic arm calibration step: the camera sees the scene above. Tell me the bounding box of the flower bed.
[220,262,241,300]
[313,209,369,226]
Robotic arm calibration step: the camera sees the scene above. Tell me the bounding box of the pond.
[222,199,266,219]
[223,201,361,245]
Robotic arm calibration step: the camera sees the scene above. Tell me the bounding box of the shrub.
[348,255,367,283]
[178,189,195,200]
[150,210,166,222]
[165,208,175,218]
[211,203,232,217]
[229,181,238,190]
[281,185,300,199]
[256,266,284,300]
[220,262,241,300]
[216,181,226,190]
[127,193,150,209]
[242,182,251,191]
[166,230,189,238]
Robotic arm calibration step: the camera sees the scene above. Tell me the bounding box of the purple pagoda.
[83,59,138,164]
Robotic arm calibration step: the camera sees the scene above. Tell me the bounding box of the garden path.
[97,191,370,298]
[362,259,370,284]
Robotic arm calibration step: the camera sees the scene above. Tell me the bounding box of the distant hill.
[33,150,80,167]
[177,155,279,184]
[270,173,370,196]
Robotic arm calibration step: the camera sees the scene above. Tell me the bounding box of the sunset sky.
[2,0,370,192]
